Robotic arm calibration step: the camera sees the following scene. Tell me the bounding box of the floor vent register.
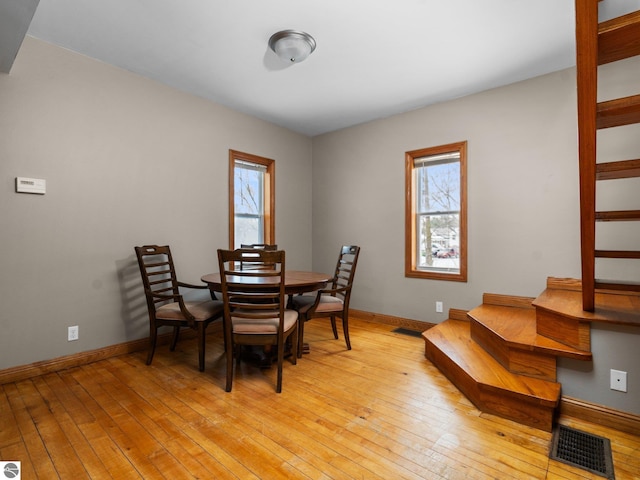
[392,328,423,338]
[550,425,615,479]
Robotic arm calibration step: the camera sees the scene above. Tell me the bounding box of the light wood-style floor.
[1,317,638,479]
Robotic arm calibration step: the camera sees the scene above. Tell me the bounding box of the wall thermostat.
[15,177,46,194]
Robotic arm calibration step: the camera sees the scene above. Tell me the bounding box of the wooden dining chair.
[134,245,223,372]
[292,245,360,357]
[239,244,278,270]
[240,243,278,250]
[217,248,298,393]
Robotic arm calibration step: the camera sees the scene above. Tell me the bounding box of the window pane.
[234,216,263,248]
[234,163,264,215]
[234,163,265,248]
[416,161,460,214]
[417,213,460,271]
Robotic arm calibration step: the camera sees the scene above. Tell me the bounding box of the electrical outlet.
[610,369,627,392]
[436,301,443,313]
[68,325,79,342]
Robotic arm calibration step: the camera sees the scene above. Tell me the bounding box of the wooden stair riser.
[481,293,536,309]
[535,308,591,351]
[424,339,480,408]
[470,319,557,381]
[508,350,557,383]
[424,337,556,432]
[478,386,556,432]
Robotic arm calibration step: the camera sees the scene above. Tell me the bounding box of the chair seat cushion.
[292,294,344,314]
[156,300,223,321]
[232,309,297,334]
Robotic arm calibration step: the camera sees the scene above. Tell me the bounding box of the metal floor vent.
[392,328,423,338]
[550,425,614,479]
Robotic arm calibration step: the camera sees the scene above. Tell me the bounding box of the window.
[405,141,467,282]
[229,150,275,249]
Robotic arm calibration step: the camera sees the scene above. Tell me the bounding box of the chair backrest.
[240,243,278,250]
[134,245,180,314]
[239,244,278,270]
[331,245,361,300]
[217,248,287,330]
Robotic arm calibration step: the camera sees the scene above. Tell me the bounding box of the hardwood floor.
[1,317,638,479]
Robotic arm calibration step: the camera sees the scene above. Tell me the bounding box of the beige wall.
[312,60,640,414]
[0,37,313,368]
[312,68,582,318]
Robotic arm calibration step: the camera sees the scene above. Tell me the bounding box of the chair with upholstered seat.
[218,248,297,393]
[292,245,360,357]
[239,244,278,270]
[135,245,223,372]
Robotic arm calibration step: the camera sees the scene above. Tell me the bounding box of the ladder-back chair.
[292,245,360,357]
[135,245,223,372]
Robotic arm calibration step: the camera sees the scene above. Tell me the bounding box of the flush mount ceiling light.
[268,30,316,64]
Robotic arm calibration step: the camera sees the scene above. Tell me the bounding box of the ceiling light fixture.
[268,30,316,64]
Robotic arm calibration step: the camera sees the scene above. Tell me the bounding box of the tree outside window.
[405,141,467,282]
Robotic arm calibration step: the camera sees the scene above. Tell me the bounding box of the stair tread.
[423,319,560,406]
[596,158,640,180]
[598,10,640,64]
[597,94,640,129]
[595,249,640,259]
[595,279,640,292]
[533,286,640,326]
[468,304,592,359]
[595,210,640,221]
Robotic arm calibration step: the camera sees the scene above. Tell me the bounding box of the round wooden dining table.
[201,270,330,295]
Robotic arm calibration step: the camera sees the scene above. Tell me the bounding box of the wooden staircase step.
[595,210,640,221]
[597,94,640,129]
[469,304,592,381]
[595,279,640,292]
[598,9,640,65]
[533,280,640,351]
[596,158,640,180]
[423,318,560,432]
[595,249,640,259]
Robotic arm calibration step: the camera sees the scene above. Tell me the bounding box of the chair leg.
[169,326,180,351]
[330,315,339,339]
[290,326,298,366]
[342,314,351,350]
[276,338,284,393]
[297,316,306,358]
[225,341,235,392]
[222,317,228,352]
[146,326,158,365]
[196,322,206,372]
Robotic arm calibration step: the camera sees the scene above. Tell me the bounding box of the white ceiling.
[6,1,638,136]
